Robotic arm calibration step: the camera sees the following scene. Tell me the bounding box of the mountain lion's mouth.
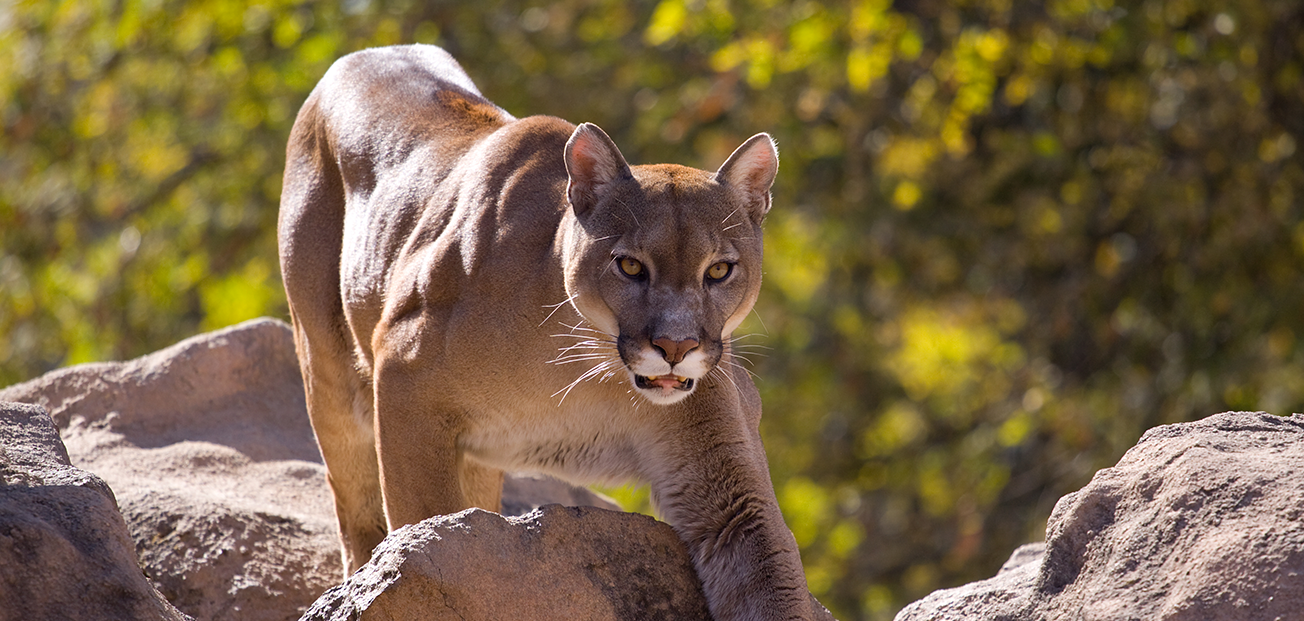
[634,374,695,392]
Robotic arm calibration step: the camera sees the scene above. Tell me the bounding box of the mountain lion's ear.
[564,123,632,218]
[715,133,778,223]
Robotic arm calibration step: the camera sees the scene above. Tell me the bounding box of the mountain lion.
[279,44,816,620]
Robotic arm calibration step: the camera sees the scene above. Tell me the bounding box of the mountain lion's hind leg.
[279,110,387,575]
[282,270,386,575]
[297,325,386,575]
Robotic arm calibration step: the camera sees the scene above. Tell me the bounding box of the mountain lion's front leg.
[650,402,815,620]
[371,341,479,528]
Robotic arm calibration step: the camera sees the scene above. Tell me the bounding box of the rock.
[501,472,622,517]
[896,411,1304,621]
[1,318,339,621]
[0,317,619,621]
[305,503,839,621]
[302,505,715,621]
[0,401,191,621]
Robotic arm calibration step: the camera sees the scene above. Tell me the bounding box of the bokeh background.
[2,0,1302,618]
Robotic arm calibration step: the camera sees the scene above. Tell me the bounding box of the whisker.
[556,336,613,345]
[539,294,579,327]
[554,349,618,361]
[550,336,618,349]
[722,220,746,232]
[551,349,614,359]
[729,353,759,367]
[549,355,617,366]
[554,359,619,404]
[748,308,770,336]
[720,207,741,225]
[725,334,770,364]
[724,364,759,381]
[557,322,616,337]
[550,340,618,362]
[613,196,641,228]
[553,339,617,352]
[720,357,760,380]
[551,330,617,349]
[552,340,614,355]
[711,365,745,399]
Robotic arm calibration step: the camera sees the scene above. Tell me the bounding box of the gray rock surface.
[0,317,619,621]
[304,505,838,621]
[0,401,191,621]
[1,318,340,621]
[303,505,716,621]
[896,411,1304,621]
[15,318,1299,621]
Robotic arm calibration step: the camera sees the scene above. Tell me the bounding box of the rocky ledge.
[896,410,1304,621]
[2,317,1299,620]
[0,318,832,620]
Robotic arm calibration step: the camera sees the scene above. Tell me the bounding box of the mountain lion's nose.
[652,337,699,364]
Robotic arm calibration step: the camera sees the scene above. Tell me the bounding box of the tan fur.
[279,44,813,620]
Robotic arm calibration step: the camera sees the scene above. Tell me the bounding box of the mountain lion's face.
[560,126,776,405]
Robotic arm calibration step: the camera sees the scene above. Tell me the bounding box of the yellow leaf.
[644,0,686,46]
[892,180,922,210]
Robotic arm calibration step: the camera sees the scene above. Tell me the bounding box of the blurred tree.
[2,1,1301,619]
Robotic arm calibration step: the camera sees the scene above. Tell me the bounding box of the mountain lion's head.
[558,123,777,406]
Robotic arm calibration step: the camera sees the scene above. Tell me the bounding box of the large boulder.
[304,503,838,621]
[0,318,618,621]
[0,401,191,621]
[1,318,340,621]
[303,505,715,621]
[896,411,1304,621]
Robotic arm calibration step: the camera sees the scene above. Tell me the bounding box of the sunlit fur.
[280,44,816,621]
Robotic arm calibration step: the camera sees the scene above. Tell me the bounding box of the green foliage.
[3,1,1302,619]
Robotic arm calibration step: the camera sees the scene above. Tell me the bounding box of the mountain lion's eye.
[619,257,644,278]
[706,262,733,282]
